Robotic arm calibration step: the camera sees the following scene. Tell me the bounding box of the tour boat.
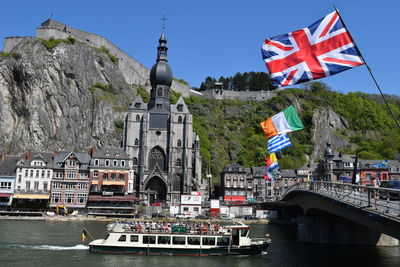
[89,221,271,256]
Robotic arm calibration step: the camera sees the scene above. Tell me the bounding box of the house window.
[66,170,76,179]
[51,193,62,203]
[25,170,28,177]
[47,170,51,178]
[94,159,99,166]
[183,207,189,212]
[34,181,39,191]
[121,160,125,167]
[77,193,87,204]
[65,193,74,203]
[105,160,110,166]
[26,181,31,190]
[0,182,11,189]
[43,182,48,191]
[178,116,182,123]
[194,207,199,212]
[103,173,109,180]
[69,160,75,167]
[119,173,125,180]
[53,182,62,189]
[18,175,22,183]
[177,139,182,147]
[30,170,33,177]
[133,157,138,165]
[93,171,98,178]
[177,104,183,112]
[36,170,39,178]
[113,160,118,167]
[65,183,75,190]
[111,173,116,180]
[134,139,139,146]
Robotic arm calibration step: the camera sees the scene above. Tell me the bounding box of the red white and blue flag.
[261,11,364,87]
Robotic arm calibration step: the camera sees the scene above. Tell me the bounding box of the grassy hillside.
[183,82,400,184]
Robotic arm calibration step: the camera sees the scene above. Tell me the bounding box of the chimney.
[87,146,96,157]
[26,149,32,160]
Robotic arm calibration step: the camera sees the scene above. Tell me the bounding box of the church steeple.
[150,32,173,88]
[148,31,172,115]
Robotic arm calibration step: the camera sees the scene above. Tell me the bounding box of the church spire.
[150,31,173,88]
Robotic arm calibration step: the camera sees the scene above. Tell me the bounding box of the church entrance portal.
[145,176,167,204]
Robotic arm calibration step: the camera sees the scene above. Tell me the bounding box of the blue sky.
[0,0,398,95]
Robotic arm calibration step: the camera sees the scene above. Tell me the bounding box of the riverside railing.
[282,181,400,218]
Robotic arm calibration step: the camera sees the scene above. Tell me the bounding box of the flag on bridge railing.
[268,133,292,153]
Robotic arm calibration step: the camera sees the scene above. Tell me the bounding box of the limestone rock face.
[0,38,137,153]
[311,106,355,159]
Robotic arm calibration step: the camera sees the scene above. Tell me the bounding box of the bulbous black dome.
[150,60,172,87]
[150,32,173,87]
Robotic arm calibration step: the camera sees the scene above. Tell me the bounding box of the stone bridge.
[269,181,400,246]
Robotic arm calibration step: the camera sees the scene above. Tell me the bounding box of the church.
[123,32,202,205]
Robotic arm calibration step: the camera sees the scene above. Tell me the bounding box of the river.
[0,220,399,267]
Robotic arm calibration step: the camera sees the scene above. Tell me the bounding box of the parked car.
[174,213,190,219]
[379,181,400,200]
[152,212,166,218]
[195,215,209,220]
[244,215,258,221]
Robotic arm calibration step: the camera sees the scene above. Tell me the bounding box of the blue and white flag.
[268,133,292,153]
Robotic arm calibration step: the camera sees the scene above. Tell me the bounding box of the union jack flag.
[261,11,364,87]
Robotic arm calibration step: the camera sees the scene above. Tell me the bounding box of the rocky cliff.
[0,38,136,152]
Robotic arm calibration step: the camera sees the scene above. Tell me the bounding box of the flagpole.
[333,5,400,130]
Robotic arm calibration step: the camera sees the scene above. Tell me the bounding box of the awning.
[102,181,125,186]
[224,196,246,201]
[13,194,50,199]
[87,195,139,202]
[0,193,11,197]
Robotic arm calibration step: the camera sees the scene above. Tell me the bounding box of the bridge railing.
[282,181,400,217]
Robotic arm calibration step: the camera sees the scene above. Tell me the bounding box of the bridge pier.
[297,215,398,247]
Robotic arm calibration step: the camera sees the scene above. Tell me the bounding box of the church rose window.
[149,147,166,171]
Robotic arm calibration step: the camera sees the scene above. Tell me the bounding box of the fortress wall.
[200,89,279,101]
[3,37,34,53]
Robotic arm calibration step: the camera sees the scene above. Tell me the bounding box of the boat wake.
[7,244,89,250]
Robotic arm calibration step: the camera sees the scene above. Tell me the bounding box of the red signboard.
[224,196,246,201]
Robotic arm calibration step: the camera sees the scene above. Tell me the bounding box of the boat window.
[143,236,156,244]
[173,236,186,245]
[202,237,216,246]
[118,235,127,242]
[241,230,249,237]
[217,237,229,246]
[187,237,200,245]
[158,236,171,244]
[130,235,139,242]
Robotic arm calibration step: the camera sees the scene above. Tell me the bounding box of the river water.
[0,220,399,267]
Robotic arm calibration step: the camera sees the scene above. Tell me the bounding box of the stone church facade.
[123,32,202,205]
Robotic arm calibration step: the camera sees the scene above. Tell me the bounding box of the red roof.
[87,195,139,202]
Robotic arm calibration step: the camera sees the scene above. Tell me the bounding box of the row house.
[251,167,270,202]
[87,147,137,215]
[272,169,298,200]
[50,151,91,210]
[0,155,18,207]
[220,163,253,202]
[13,151,53,208]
